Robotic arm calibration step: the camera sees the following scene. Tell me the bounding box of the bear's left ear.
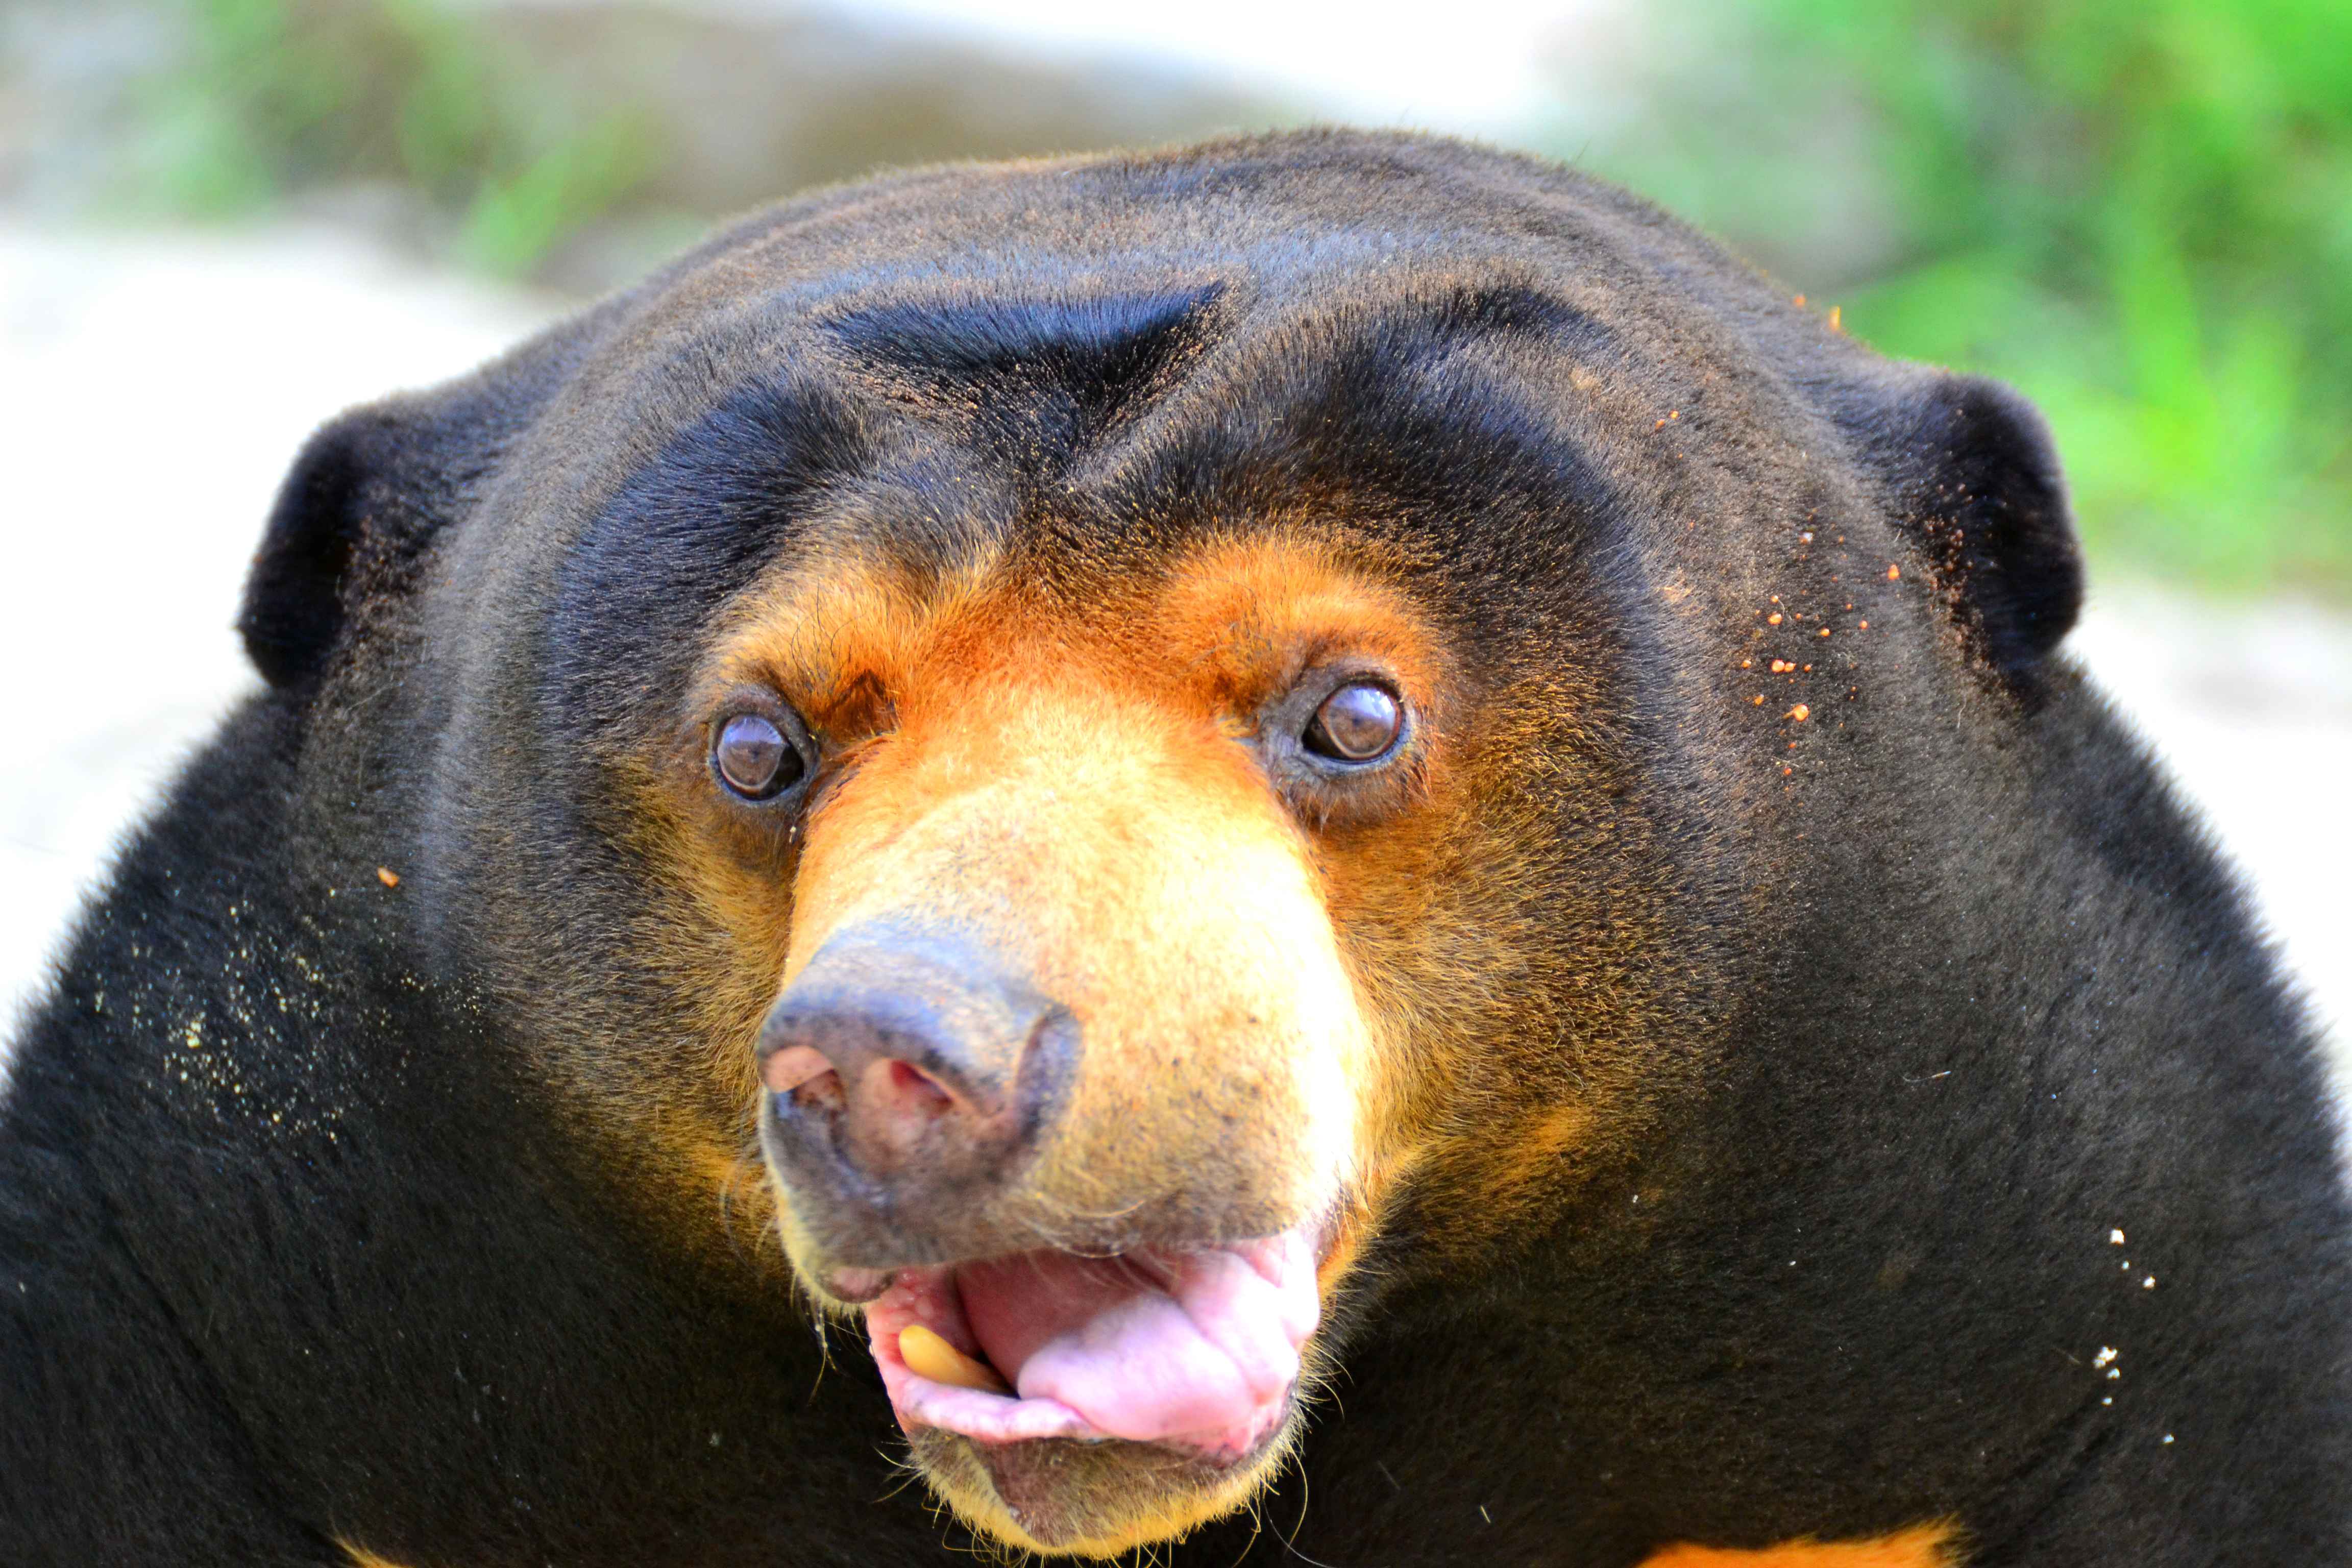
[238,332,580,690]
[1834,370,2083,678]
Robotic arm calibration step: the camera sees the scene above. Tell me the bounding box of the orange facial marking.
[1155,530,1474,1162]
[689,529,1481,1297]
[1152,531,1449,720]
[674,529,1611,1322]
[1640,1523,1960,1568]
[1488,1099,1597,1199]
[702,555,963,736]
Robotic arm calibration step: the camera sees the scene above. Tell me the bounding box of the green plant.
[1582,0,2352,594]
[130,0,659,277]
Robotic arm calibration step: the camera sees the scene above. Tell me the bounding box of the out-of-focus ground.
[1,216,2346,1089]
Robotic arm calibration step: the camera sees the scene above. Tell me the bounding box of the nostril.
[762,1043,836,1097]
[794,1070,846,1115]
[879,1058,957,1115]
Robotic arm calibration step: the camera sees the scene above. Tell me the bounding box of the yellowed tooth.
[899,1324,1009,1393]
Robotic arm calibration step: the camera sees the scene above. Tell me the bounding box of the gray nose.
[756,924,1073,1248]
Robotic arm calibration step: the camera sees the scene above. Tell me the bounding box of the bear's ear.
[238,332,579,689]
[1835,371,2083,678]
[238,402,441,688]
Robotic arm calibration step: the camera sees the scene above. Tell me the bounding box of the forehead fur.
[508,130,1836,624]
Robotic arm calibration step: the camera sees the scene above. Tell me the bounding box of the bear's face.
[248,135,2077,1559]
[524,378,1664,1554]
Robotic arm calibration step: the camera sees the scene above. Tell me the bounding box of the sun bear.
[3,130,2345,1566]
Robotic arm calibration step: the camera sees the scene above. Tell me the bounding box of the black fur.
[5,130,2344,1565]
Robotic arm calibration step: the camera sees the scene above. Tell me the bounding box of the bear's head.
[239,133,2079,1557]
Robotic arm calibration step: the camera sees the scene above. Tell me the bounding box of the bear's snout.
[756,924,1075,1243]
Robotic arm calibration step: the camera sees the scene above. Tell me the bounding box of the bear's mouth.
[855,1223,1321,1464]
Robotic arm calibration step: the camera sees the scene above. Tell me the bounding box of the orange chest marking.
[347,1520,1955,1567]
[1641,1522,1958,1568]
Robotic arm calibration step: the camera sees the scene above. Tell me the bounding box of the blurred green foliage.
[129,0,657,275]
[1591,0,2352,594]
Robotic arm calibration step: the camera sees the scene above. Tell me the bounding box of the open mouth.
[859,1222,1321,1464]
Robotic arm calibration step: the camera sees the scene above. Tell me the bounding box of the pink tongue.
[956,1231,1319,1453]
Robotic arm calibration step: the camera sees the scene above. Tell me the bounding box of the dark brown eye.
[1303,682,1403,762]
[713,713,804,800]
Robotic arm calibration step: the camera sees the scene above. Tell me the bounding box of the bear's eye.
[713,712,806,801]
[1302,681,1403,762]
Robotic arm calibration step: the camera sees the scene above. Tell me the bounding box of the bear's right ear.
[238,402,439,688]
[238,334,580,690]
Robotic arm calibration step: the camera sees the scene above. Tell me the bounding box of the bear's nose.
[755,924,1073,1235]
